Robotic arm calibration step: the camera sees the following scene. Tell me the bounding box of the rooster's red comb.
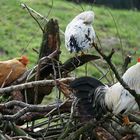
[137,58,140,63]
[18,56,29,66]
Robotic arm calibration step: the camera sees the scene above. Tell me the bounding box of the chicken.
[0,56,29,87]
[69,61,140,122]
[65,11,95,54]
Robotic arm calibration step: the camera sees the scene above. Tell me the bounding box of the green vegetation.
[0,0,140,77]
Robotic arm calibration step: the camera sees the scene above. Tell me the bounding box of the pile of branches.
[0,4,140,140]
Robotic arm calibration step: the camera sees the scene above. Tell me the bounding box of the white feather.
[105,63,140,115]
[105,83,139,115]
[65,11,95,53]
[72,11,94,24]
[122,62,140,94]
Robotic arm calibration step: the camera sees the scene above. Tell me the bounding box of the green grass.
[0,0,140,79]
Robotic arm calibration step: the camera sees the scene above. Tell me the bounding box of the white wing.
[65,19,95,53]
[122,63,140,94]
[105,83,139,115]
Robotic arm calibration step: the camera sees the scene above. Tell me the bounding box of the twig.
[45,99,69,117]
[42,134,60,140]
[0,131,12,140]
[29,114,69,130]
[1,70,13,88]
[21,3,45,20]
[24,68,36,103]
[23,4,44,32]
[0,77,75,94]
[46,0,54,18]
[98,69,110,81]
[12,70,31,85]
[34,59,41,104]
[96,34,116,83]
[107,8,124,62]
[26,49,60,81]
[14,102,71,124]
[91,62,111,83]
[43,115,52,136]
[93,43,140,108]
[122,55,132,74]
[12,52,57,86]
[0,100,69,121]
[21,3,65,35]
[0,100,31,108]
[12,136,35,140]
[60,113,113,140]
[129,114,140,125]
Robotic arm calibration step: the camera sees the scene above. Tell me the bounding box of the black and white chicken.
[65,11,95,54]
[69,62,140,122]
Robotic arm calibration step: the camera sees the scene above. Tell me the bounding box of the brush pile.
[0,5,140,140]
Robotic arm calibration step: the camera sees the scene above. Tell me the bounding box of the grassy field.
[0,0,140,79]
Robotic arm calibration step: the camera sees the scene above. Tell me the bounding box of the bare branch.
[61,54,100,75]
[107,8,124,62]
[122,55,132,74]
[22,4,44,32]
[91,62,111,83]
[21,3,65,35]
[0,100,70,121]
[0,77,75,94]
[12,136,35,140]
[1,70,13,88]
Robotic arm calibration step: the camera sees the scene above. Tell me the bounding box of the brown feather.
[0,57,28,87]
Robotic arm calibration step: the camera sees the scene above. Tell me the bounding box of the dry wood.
[0,77,74,94]
[0,100,71,121]
[95,127,116,140]
[12,136,35,140]
[0,7,140,139]
[61,54,100,76]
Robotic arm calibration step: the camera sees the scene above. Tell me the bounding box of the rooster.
[65,11,95,54]
[0,56,29,87]
[69,61,140,123]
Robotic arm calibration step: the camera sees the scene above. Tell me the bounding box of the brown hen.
[0,56,29,87]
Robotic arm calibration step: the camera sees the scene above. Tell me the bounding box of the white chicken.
[70,61,140,123]
[65,11,95,54]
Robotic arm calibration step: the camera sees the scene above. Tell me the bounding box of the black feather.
[75,98,95,116]
[70,76,104,98]
[91,86,109,119]
[69,35,81,53]
[70,77,109,119]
